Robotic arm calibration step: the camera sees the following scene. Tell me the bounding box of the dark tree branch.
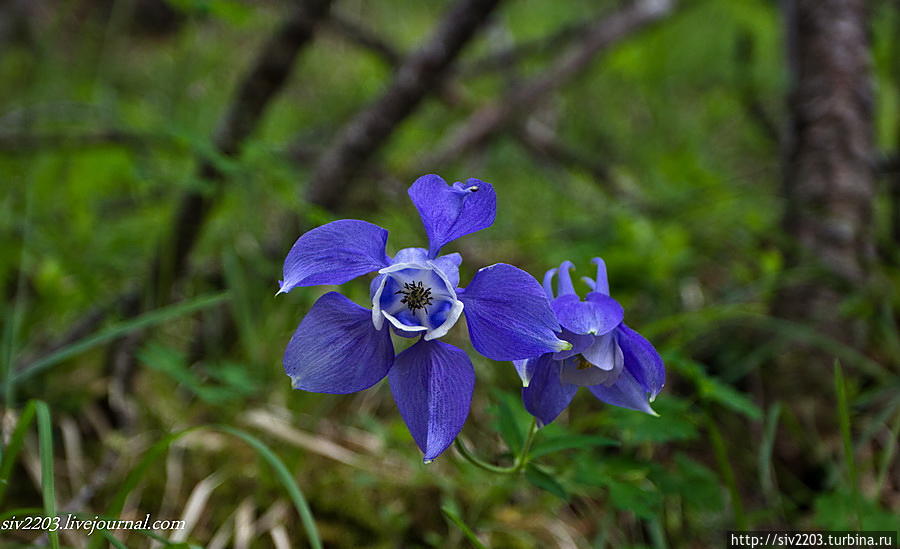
[305,0,502,210]
[459,18,594,77]
[514,119,621,197]
[417,0,677,170]
[325,12,402,66]
[323,11,470,107]
[151,0,332,305]
[95,0,331,423]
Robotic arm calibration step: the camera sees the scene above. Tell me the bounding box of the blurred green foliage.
[1,0,898,547]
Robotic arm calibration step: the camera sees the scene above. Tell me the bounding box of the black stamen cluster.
[396,281,434,313]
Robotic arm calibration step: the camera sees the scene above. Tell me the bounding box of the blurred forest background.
[1,0,899,547]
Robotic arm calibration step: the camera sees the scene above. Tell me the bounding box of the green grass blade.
[214,425,322,549]
[98,530,128,549]
[706,412,747,530]
[834,361,861,529]
[3,178,36,406]
[0,401,37,506]
[758,402,782,503]
[34,401,59,549]
[875,411,900,497]
[11,292,230,385]
[98,425,321,549]
[441,505,488,549]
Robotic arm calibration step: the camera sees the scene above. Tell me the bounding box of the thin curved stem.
[453,438,517,474]
[454,417,541,475]
[513,418,539,472]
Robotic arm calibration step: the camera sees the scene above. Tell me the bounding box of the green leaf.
[529,434,620,459]
[669,355,761,420]
[139,344,258,405]
[814,491,900,530]
[490,390,525,454]
[525,464,569,500]
[605,478,662,520]
[655,454,723,511]
[603,397,699,443]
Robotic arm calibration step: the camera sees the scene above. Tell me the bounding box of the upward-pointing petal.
[408,174,496,258]
[279,220,390,294]
[460,263,568,361]
[552,293,624,336]
[388,339,475,462]
[284,292,394,394]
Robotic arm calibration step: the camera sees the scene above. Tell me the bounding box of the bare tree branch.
[418,0,677,170]
[152,0,332,304]
[305,0,502,210]
[515,118,619,195]
[325,12,402,66]
[97,0,331,424]
[459,18,593,77]
[323,11,470,107]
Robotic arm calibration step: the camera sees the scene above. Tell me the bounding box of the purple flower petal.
[284,292,394,394]
[552,293,624,336]
[560,354,622,386]
[372,260,463,340]
[522,354,579,427]
[556,260,578,296]
[432,252,462,289]
[590,257,610,295]
[391,247,429,263]
[580,332,624,371]
[279,220,390,293]
[552,328,594,360]
[408,174,496,258]
[617,323,665,399]
[388,339,475,462]
[513,358,537,387]
[460,263,568,361]
[542,268,558,299]
[588,367,657,415]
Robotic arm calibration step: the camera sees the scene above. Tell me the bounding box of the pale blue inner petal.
[374,262,463,338]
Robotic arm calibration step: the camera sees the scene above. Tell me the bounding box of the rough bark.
[775,0,875,338]
[770,0,875,496]
[305,0,502,210]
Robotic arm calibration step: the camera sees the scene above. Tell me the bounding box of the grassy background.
[2,0,899,547]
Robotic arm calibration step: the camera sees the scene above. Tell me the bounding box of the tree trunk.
[776,0,874,347]
[771,0,875,495]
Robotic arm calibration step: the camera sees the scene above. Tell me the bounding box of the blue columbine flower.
[278,174,569,461]
[515,258,665,427]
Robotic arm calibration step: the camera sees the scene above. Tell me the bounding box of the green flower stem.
[513,418,539,472]
[454,418,540,474]
[453,438,517,474]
